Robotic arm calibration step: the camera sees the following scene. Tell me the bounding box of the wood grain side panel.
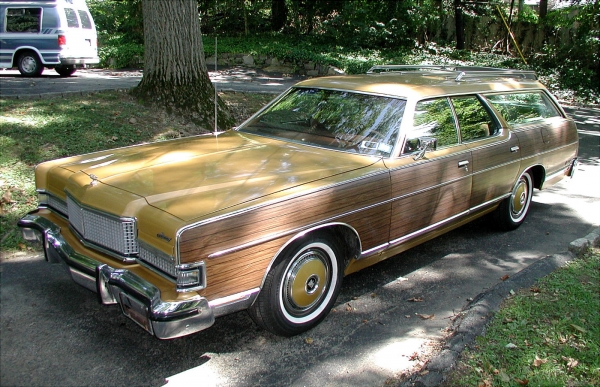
[513,127,545,156]
[198,236,288,301]
[389,153,470,196]
[179,172,391,263]
[390,178,471,237]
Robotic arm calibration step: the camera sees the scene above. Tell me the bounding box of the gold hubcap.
[284,250,329,314]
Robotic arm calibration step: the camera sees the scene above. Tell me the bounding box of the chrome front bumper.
[18,213,215,339]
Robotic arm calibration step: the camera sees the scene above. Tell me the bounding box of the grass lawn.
[445,248,600,387]
[0,90,273,251]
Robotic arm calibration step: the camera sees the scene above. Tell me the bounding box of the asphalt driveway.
[0,72,598,387]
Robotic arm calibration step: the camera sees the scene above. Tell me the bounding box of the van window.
[6,8,42,33]
[485,92,562,126]
[64,8,79,28]
[78,10,93,29]
[42,8,60,29]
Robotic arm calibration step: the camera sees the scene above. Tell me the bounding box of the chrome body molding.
[209,288,261,318]
[18,213,215,339]
[358,194,509,260]
[174,167,387,261]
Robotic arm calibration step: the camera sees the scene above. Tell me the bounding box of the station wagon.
[19,65,579,338]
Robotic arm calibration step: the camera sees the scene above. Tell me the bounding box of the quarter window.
[6,8,42,33]
[485,92,561,126]
[451,96,499,142]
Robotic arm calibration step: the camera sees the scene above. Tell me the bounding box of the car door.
[450,95,521,209]
[386,97,472,245]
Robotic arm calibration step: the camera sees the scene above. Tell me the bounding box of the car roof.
[294,67,546,100]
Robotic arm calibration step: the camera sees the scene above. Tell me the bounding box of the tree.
[271,0,287,31]
[132,0,234,131]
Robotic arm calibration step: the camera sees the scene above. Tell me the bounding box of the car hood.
[59,131,383,221]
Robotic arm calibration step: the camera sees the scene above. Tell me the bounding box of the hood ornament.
[89,174,99,187]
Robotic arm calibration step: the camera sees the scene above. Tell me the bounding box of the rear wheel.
[494,171,533,230]
[17,51,43,77]
[249,236,343,336]
[55,65,76,77]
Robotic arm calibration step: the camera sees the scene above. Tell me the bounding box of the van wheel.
[17,51,44,77]
[249,235,343,336]
[493,171,533,231]
[55,65,76,77]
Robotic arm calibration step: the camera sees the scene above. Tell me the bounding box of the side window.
[485,92,562,126]
[6,8,42,33]
[64,8,79,28]
[42,8,60,29]
[404,98,458,153]
[78,10,92,29]
[451,96,499,142]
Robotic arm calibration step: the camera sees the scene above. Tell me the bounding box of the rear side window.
[6,8,42,32]
[78,10,92,29]
[64,8,79,28]
[405,98,459,151]
[485,92,562,126]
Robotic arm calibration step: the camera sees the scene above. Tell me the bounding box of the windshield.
[239,88,406,157]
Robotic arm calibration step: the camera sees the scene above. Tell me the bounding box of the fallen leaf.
[416,313,434,320]
[532,356,548,367]
[304,337,313,344]
[1,190,12,204]
[500,274,510,281]
[530,286,541,293]
[478,380,492,387]
[499,370,511,382]
[408,297,424,302]
[111,136,119,141]
[514,378,529,385]
[505,343,518,349]
[18,243,26,250]
[409,352,419,361]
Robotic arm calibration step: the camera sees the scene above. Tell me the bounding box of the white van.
[0,0,99,76]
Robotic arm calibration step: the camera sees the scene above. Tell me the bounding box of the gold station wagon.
[19,65,579,338]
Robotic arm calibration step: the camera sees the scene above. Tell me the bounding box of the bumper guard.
[18,213,215,339]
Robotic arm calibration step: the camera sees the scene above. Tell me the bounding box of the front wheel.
[17,51,43,76]
[493,171,534,230]
[249,236,343,336]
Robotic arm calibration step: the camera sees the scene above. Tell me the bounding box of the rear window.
[78,10,92,29]
[6,8,41,32]
[64,8,79,28]
[485,92,562,126]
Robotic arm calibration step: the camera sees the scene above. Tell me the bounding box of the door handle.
[458,160,469,167]
[510,146,520,152]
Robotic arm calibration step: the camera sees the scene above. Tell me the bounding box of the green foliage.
[98,42,144,69]
[447,250,600,386]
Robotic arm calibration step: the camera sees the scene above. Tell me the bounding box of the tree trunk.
[539,0,548,19]
[271,0,287,31]
[133,0,234,132]
[454,0,465,49]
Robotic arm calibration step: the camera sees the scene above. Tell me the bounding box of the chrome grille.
[48,194,68,216]
[67,195,138,256]
[138,242,176,277]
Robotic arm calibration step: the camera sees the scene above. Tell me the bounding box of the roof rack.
[366,65,538,81]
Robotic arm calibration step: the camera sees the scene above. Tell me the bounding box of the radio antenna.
[214,36,218,135]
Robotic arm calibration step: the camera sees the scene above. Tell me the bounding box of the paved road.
[0,73,598,387]
[0,67,300,97]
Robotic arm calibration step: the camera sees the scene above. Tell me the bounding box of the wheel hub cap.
[285,252,328,312]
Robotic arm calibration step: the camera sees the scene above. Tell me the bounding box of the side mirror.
[413,137,437,160]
